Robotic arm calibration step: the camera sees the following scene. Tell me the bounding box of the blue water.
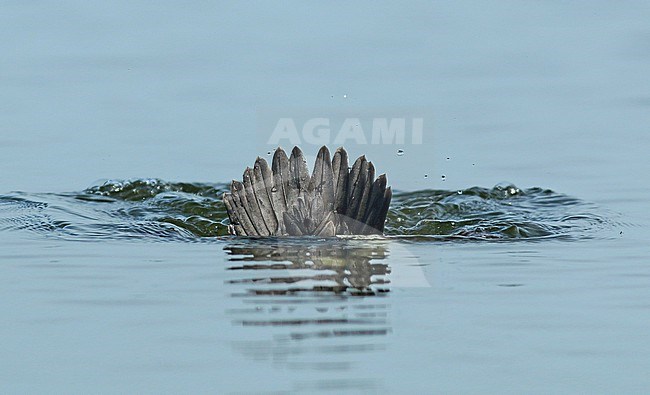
[2,1,650,393]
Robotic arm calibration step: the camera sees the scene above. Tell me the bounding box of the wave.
[0,179,610,242]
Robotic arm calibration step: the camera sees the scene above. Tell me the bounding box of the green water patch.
[386,184,608,240]
[0,179,609,242]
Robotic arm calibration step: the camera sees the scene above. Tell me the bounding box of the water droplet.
[397,149,405,156]
[271,187,277,192]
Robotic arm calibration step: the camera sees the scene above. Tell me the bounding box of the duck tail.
[223,146,391,236]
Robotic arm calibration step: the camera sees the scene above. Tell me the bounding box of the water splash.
[0,179,609,242]
[385,183,606,240]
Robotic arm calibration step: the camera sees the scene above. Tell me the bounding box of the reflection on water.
[224,239,391,376]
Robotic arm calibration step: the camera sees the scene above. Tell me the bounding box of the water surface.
[2,1,650,393]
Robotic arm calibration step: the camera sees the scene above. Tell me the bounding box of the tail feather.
[354,161,375,227]
[242,168,271,236]
[223,192,246,236]
[346,155,366,220]
[282,210,304,236]
[359,174,388,234]
[309,146,335,214]
[224,146,392,236]
[253,157,278,233]
[374,186,392,232]
[363,174,387,223]
[271,147,290,234]
[332,147,349,215]
[313,211,336,237]
[288,146,310,203]
[230,180,258,236]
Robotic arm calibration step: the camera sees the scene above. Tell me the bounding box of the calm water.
[2,1,650,393]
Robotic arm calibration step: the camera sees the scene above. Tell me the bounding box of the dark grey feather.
[283,211,303,236]
[230,180,258,236]
[309,146,335,215]
[314,211,336,237]
[243,167,271,236]
[354,161,375,223]
[223,192,246,236]
[288,146,310,203]
[363,174,387,222]
[347,155,367,221]
[373,186,392,232]
[332,147,349,216]
[223,145,391,237]
[359,174,387,234]
[253,157,278,233]
[271,147,290,235]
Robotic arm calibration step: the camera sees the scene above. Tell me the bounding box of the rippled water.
[0,179,609,242]
[3,1,650,393]
[1,180,628,393]
[1,190,643,393]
